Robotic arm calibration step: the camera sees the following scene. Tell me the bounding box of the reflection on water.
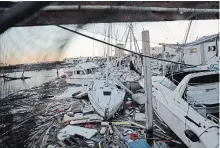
[0,69,58,99]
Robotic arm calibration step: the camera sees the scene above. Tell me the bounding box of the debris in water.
[0,76,184,148]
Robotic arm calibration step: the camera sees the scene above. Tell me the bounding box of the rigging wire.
[124,26,130,48]
[119,23,129,44]
[183,20,193,43]
[56,25,197,67]
[69,24,166,45]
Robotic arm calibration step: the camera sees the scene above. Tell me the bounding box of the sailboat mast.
[106,23,111,86]
[93,34,95,57]
[130,23,132,52]
[110,23,113,61]
[104,24,107,58]
[179,20,192,70]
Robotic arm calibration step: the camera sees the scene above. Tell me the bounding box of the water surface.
[0,69,58,99]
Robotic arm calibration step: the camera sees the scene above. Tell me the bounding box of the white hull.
[88,79,125,119]
[139,73,219,148]
[152,89,219,148]
[66,77,93,86]
[123,81,141,91]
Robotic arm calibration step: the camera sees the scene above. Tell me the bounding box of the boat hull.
[66,77,93,86]
[123,81,141,91]
[88,79,125,119]
[88,93,124,119]
[152,84,219,148]
[140,77,219,148]
[153,96,219,148]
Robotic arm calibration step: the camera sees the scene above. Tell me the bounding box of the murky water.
[0,69,58,99]
[0,69,67,148]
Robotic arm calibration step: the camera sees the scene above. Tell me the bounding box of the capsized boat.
[140,70,219,148]
[87,78,125,119]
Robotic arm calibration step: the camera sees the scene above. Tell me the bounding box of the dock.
[3,76,31,81]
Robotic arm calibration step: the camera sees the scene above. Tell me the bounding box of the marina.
[0,1,219,148]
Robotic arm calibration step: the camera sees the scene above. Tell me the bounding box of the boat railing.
[207,113,219,124]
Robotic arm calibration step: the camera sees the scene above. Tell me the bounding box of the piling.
[142,30,153,145]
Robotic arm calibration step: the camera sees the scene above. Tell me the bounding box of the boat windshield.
[160,77,177,91]
[86,68,97,74]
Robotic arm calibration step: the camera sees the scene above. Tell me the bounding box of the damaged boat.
[61,62,100,86]
[140,70,219,148]
[87,78,125,119]
[88,23,126,120]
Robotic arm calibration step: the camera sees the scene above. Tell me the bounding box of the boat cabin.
[72,68,98,75]
[164,70,219,124]
[64,62,99,77]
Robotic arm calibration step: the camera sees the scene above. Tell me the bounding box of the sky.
[0,19,219,65]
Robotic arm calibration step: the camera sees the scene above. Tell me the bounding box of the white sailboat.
[88,23,126,119]
[139,70,219,148]
[88,78,125,119]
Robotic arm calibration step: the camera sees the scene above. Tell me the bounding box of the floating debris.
[57,125,98,140]
[0,76,185,148]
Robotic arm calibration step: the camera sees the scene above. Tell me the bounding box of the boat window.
[188,74,219,86]
[103,91,111,96]
[87,69,92,74]
[183,74,219,105]
[76,70,85,75]
[160,77,177,91]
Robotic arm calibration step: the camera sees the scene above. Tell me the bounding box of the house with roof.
[181,33,219,65]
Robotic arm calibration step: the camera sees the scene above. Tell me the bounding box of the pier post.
[142,30,153,145]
